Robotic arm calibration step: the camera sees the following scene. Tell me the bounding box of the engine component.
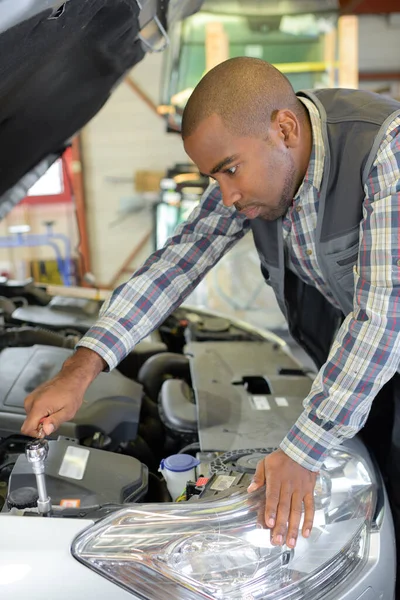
[0,434,34,464]
[184,314,263,343]
[0,345,142,442]
[10,292,101,333]
[196,470,253,501]
[6,439,148,512]
[186,340,313,451]
[12,301,99,332]
[0,277,51,305]
[186,449,272,501]
[159,453,200,501]
[158,379,197,443]
[0,326,77,349]
[7,486,38,510]
[138,352,190,402]
[48,296,100,316]
[117,340,168,381]
[0,295,19,318]
[209,448,274,475]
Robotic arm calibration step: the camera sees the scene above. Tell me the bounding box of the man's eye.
[225,166,238,176]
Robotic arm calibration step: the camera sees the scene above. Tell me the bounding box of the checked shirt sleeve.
[281,117,400,471]
[77,184,250,370]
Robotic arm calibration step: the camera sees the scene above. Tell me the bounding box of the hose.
[0,327,77,350]
[147,472,172,502]
[178,442,201,455]
[0,434,33,463]
[137,353,190,402]
[0,296,18,316]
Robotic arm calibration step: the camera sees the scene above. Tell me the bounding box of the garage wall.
[82,13,400,290]
[81,52,189,288]
[0,15,395,290]
[358,15,400,97]
[0,14,393,288]
[0,203,77,282]
[358,14,400,73]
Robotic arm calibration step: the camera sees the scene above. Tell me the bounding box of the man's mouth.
[237,204,261,219]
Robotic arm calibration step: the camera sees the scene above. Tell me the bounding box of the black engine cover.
[6,439,148,510]
[11,296,101,332]
[0,345,142,442]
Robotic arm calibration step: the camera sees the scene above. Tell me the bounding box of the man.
[22,58,400,557]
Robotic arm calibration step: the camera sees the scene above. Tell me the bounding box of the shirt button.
[296,206,302,212]
[306,249,313,256]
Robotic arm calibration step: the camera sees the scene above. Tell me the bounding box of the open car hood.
[0,0,203,219]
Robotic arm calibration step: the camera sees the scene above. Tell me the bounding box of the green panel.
[162,9,338,110]
[178,45,328,93]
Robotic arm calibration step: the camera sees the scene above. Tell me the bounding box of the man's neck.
[293,109,313,195]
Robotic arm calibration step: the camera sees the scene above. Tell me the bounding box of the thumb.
[40,417,55,437]
[247,458,266,493]
[40,408,71,436]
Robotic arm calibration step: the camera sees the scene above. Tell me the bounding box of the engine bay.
[0,277,314,516]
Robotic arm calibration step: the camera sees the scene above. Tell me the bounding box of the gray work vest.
[251,89,400,368]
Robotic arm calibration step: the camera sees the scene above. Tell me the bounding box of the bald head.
[181,57,306,140]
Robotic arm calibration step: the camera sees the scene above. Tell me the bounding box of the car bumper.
[0,484,395,600]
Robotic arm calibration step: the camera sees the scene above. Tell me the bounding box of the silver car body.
[0,438,395,600]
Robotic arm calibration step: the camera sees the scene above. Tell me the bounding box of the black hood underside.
[0,0,145,201]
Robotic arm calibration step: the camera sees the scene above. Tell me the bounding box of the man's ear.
[276,110,300,148]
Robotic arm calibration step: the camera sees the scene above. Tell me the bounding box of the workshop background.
[1,0,399,335]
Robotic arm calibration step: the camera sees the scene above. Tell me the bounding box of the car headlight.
[72,447,376,600]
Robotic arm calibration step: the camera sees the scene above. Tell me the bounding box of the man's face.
[184,113,297,221]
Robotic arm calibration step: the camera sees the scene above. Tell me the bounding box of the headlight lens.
[72,447,376,600]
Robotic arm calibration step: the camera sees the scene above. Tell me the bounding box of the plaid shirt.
[282,98,341,310]
[78,100,400,472]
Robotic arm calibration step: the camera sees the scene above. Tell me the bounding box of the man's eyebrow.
[210,155,240,175]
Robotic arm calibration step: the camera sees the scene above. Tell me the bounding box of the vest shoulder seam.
[325,116,392,125]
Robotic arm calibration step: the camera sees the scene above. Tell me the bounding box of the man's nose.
[220,180,242,208]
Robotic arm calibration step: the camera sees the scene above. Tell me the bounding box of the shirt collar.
[295,96,325,198]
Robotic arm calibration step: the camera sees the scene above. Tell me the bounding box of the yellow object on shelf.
[31,259,64,286]
[272,61,339,74]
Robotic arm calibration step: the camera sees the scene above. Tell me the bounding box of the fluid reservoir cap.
[7,486,39,509]
[161,454,200,473]
[236,453,267,473]
[199,317,230,332]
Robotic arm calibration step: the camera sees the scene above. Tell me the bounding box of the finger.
[21,405,51,436]
[21,402,57,437]
[247,458,266,492]
[256,509,268,529]
[271,483,292,545]
[302,492,315,538]
[24,395,35,414]
[286,492,303,548]
[255,490,267,529]
[39,407,74,436]
[264,468,281,530]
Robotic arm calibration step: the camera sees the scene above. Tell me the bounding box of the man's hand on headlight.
[248,449,318,548]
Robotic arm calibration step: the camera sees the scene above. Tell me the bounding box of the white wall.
[358,14,400,73]
[81,52,189,288]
